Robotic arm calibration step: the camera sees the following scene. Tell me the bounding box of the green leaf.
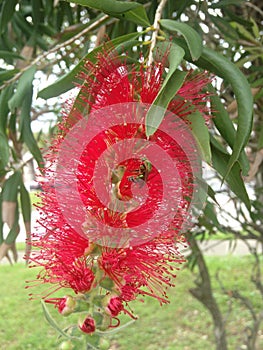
[64,0,150,26]
[0,84,14,134]
[209,15,239,40]
[207,184,219,205]
[200,48,253,178]
[0,50,23,60]
[210,0,243,8]
[208,85,250,175]
[145,42,186,136]
[203,201,221,230]
[20,83,44,169]
[173,39,254,177]
[0,69,19,83]
[20,182,31,223]
[250,17,260,39]
[156,41,185,71]
[0,131,9,168]
[160,19,202,61]
[8,66,36,113]
[257,125,263,150]
[210,137,250,210]
[0,0,18,34]
[31,0,43,25]
[38,32,142,99]
[146,70,187,137]
[231,22,259,44]
[186,111,212,164]
[122,5,150,27]
[1,171,21,202]
[13,13,49,50]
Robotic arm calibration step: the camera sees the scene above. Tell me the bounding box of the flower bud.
[99,338,110,350]
[59,340,74,350]
[58,296,76,316]
[78,315,96,334]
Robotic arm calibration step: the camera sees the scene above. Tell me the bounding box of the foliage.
[0,0,262,349]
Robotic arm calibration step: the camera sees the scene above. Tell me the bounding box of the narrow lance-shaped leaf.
[203,201,222,231]
[13,13,48,51]
[186,111,212,165]
[0,85,14,169]
[210,0,243,8]
[210,136,250,210]
[0,69,19,83]
[20,181,31,262]
[160,19,203,61]
[171,39,253,177]
[195,177,218,205]
[0,51,24,60]
[8,65,36,113]
[207,184,219,205]
[1,171,21,202]
[209,15,239,40]
[156,41,185,71]
[146,42,186,136]
[0,131,9,169]
[19,182,31,224]
[31,0,43,25]
[20,83,44,169]
[1,172,21,245]
[1,200,19,245]
[0,85,13,134]
[257,125,263,150]
[146,70,187,137]
[208,85,250,175]
[41,301,80,340]
[201,48,253,178]
[64,0,150,26]
[0,0,18,34]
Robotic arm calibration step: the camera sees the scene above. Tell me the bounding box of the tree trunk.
[186,234,228,350]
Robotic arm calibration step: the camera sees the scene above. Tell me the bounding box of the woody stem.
[147,0,168,67]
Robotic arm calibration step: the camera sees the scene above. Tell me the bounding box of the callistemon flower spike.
[29,43,211,345]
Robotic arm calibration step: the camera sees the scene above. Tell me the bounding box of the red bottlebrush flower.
[105,296,124,317]
[29,44,210,332]
[79,316,96,334]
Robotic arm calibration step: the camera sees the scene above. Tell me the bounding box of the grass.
[0,256,262,350]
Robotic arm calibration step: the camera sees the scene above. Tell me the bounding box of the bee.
[128,158,152,185]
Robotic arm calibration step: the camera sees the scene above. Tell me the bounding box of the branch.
[244,1,263,17]
[147,0,168,67]
[0,14,109,91]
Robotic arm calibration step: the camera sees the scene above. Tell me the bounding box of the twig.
[146,0,168,67]
[0,14,109,91]
[244,1,263,17]
[216,264,263,349]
